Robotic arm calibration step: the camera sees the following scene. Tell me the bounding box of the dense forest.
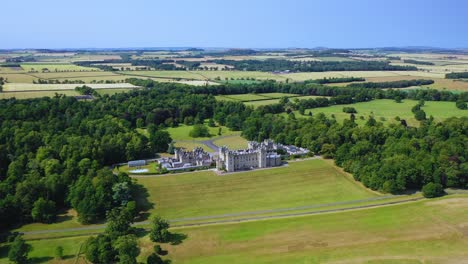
[0,80,467,232]
[241,113,467,193]
[209,59,418,72]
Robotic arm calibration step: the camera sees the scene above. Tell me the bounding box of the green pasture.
[212,135,248,149]
[136,159,378,220]
[296,99,468,126]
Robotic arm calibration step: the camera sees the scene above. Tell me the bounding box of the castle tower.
[258,147,267,168]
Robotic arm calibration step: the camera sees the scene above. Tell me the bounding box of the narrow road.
[18,196,422,236]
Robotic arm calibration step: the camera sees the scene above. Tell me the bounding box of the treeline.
[241,114,468,193]
[128,79,468,103]
[0,77,4,92]
[346,79,434,89]
[403,59,434,65]
[209,59,418,72]
[446,72,468,79]
[305,77,365,84]
[34,79,85,84]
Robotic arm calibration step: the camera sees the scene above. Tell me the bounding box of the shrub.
[422,183,445,198]
[342,107,357,113]
[189,124,210,138]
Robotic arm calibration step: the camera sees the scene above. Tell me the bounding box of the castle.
[217,140,282,172]
[158,147,213,170]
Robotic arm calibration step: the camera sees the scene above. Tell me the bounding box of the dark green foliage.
[305,77,365,84]
[456,100,467,110]
[8,235,31,264]
[31,197,56,223]
[189,124,210,138]
[211,59,417,72]
[147,253,165,264]
[342,107,357,113]
[105,207,135,240]
[84,235,115,264]
[403,59,434,65]
[414,109,427,121]
[241,113,468,193]
[149,215,171,243]
[149,130,173,153]
[422,183,445,198]
[75,85,98,96]
[55,246,64,260]
[446,72,468,79]
[347,79,434,89]
[208,118,216,127]
[113,234,140,264]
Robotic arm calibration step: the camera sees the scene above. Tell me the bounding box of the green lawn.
[296,99,468,126]
[222,93,270,101]
[212,135,249,149]
[161,195,468,264]
[244,99,282,107]
[256,92,298,98]
[136,159,378,220]
[165,124,239,141]
[6,194,467,264]
[173,141,215,152]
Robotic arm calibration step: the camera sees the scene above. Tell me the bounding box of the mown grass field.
[165,124,239,141]
[136,159,378,220]
[3,194,466,264]
[295,99,468,127]
[173,141,215,152]
[159,195,468,264]
[212,135,248,149]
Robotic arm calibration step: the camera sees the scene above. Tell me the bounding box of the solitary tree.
[422,183,445,198]
[8,235,31,264]
[55,246,64,260]
[149,215,171,243]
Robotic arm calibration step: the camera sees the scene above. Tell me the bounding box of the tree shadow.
[132,183,154,221]
[61,254,76,260]
[0,244,9,259]
[134,228,150,238]
[169,232,187,245]
[54,214,73,224]
[30,256,53,263]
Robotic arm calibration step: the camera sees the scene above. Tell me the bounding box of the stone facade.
[217,140,282,172]
[159,147,213,170]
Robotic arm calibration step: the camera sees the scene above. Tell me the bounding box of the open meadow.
[2,193,466,264]
[135,159,378,220]
[159,194,468,264]
[295,99,468,127]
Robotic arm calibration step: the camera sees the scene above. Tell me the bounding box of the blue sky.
[1,0,467,49]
